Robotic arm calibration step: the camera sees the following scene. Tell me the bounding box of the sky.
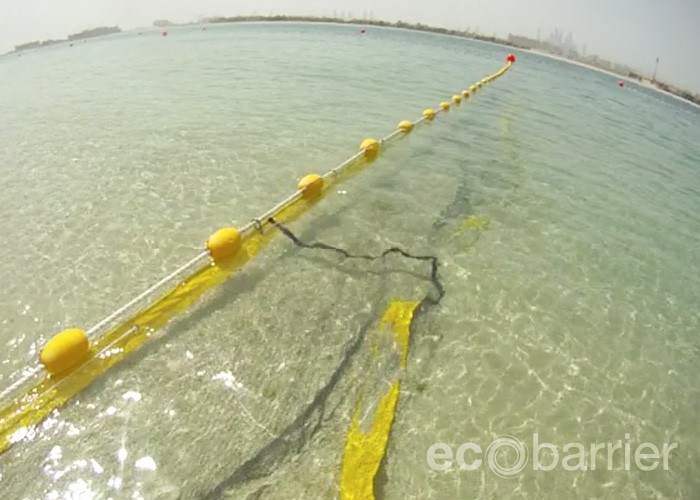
[1,0,699,93]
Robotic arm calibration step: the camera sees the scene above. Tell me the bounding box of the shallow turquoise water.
[0,22,699,499]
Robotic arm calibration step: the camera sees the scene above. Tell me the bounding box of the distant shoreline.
[527,50,700,109]
[7,16,699,108]
[206,15,515,46]
[205,15,700,107]
[12,26,120,52]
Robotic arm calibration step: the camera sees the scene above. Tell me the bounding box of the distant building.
[613,63,632,75]
[543,42,564,56]
[565,48,579,59]
[153,20,175,27]
[596,59,613,70]
[507,34,538,49]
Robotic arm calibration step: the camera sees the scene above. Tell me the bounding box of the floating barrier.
[0,54,515,456]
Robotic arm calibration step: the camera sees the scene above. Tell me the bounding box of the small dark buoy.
[507,53,516,63]
[360,28,366,34]
[162,31,168,37]
[618,80,624,87]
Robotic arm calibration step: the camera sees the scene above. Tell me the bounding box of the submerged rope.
[271,217,447,500]
[269,217,445,305]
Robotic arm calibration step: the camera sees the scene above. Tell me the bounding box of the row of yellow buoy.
[39,55,518,377]
[1,54,515,457]
[39,54,516,379]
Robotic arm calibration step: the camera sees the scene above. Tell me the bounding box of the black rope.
[268,217,445,304]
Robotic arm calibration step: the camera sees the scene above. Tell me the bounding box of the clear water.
[0,22,699,499]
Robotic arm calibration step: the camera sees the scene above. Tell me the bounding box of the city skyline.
[1,0,698,93]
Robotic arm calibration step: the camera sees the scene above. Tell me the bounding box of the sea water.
[0,22,698,499]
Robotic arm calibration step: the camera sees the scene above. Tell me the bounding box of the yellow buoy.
[452,94,462,103]
[476,82,483,88]
[298,173,324,199]
[422,108,435,120]
[461,90,470,98]
[440,101,450,110]
[397,120,414,132]
[40,329,90,376]
[469,84,477,92]
[206,227,242,262]
[359,138,380,160]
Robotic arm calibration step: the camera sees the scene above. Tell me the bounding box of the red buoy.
[361,28,366,34]
[162,31,168,37]
[618,81,624,87]
[506,53,516,63]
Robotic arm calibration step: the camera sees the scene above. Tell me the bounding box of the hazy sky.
[2,0,699,92]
